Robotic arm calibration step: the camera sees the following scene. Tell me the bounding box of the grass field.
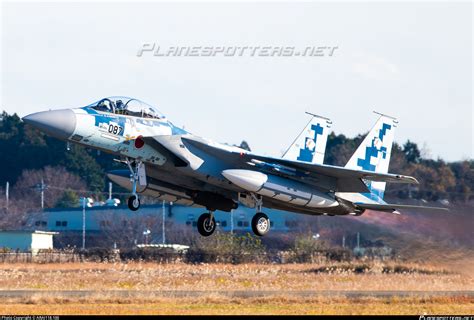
[0,261,472,291]
[0,261,472,315]
[1,296,472,315]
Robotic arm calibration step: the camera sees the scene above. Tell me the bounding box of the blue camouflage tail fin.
[282,113,332,165]
[344,112,398,203]
[340,112,448,214]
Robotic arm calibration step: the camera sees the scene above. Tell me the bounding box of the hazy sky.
[1,1,472,161]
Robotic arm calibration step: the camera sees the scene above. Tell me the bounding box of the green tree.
[405,161,456,200]
[56,189,80,208]
[403,140,421,164]
[448,161,474,202]
[59,144,105,191]
[325,132,364,166]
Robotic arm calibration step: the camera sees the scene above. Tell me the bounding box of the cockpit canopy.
[86,96,165,120]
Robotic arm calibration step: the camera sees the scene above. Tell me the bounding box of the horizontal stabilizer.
[354,202,449,213]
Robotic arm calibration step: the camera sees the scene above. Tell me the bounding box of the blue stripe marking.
[356,123,392,172]
[170,124,188,135]
[297,123,323,163]
[356,123,392,201]
[82,107,189,136]
[82,107,127,136]
[379,123,391,141]
[82,107,99,115]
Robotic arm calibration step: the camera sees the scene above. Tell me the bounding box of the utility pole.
[162,200,165,244]
[40,179,45,209]
[5,182,9,210]
[34,180,47,209]
[82,197,86,250]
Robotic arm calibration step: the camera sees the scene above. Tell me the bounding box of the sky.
[1,1,472,162]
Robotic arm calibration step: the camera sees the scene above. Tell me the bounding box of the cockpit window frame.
[94,98,115,114]
[86,96,165,120]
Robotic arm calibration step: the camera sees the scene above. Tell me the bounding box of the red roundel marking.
[134,136,145,149]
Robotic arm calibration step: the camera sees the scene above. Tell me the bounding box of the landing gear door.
[238,193,256,208]
[138,162,147,186]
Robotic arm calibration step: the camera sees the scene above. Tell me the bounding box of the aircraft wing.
[179,136,419,193]
[354,202,449,213]
[248,155,418,184]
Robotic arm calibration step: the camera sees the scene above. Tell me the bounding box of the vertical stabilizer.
[344,112,398,200]
[282,112,332,164]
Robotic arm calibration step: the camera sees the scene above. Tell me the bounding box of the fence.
[0,251,82,263]
[0,248,360,264]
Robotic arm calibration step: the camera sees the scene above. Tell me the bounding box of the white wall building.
[0,230,57,253]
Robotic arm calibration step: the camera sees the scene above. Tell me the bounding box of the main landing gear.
[252,212,270,237]
[196,195,271,237]
[250,194,270,237]
[197,212,216,237]
[126,158,143,211]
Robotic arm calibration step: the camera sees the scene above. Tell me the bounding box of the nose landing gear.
[126,158,146,211]
[128,194,141,211]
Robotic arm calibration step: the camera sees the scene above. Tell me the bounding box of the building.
[30,203,302,234]
[0,230,58,253]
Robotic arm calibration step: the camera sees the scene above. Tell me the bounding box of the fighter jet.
[23,96,446,237]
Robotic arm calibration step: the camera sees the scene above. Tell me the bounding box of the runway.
[0,290,472,299]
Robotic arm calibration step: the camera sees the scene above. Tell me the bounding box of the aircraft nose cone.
[22,109,76,140]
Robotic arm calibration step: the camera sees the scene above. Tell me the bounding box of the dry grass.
[0,261,472,315]
[0,261,471,291]
[0,296,473,315]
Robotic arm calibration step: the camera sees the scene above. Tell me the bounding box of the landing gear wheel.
[252,212,270,236]
[197,213,216,237]
[127,195,140,211]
